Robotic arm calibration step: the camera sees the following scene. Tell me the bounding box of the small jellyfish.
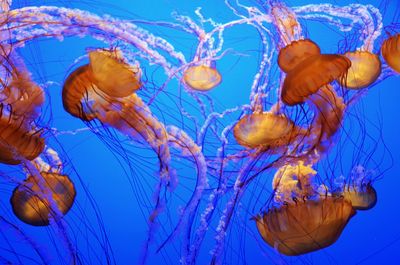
[10,172,76,226]
[89,49,142,98]
[381,34,400,73]
[342,51,381,89]
[281,54,351,106]
[254,197,355,256]
[182,65,222,91]
[233,112,302,150]
[0,117,45,165]
[341,184,377,210]
[278,39,321,73]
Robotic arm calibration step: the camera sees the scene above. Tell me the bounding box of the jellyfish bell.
[278,39,321,73]
[381,33,400,73]
[233,112,302,150]
[10,172,76,226]
[281,54,351,106]
[2,71,45,119]
[342,51,381,89]
[182,64,222,91]
[0,117,45,165]
[89,49,142,98]
[62,64,99,121]
[254,197,355,256]
[340,184,377,211]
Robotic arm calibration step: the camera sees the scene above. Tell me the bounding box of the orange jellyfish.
[255,161,355,256]
[63,49,142,121]
[342,51,381,89]
[2,71,45,120]
[254,197,355,256]
[309,85,345,140]
[89,49,142,98]
[281,54,351,106]
[233,112,304,150]
[0,117,45,165]
[10,172,76,226]
[63,50,172,181]
[341,184,377,210]
[381,33,400,73]
[278,39,321,73]
[62,64,98,121]
[182,65,222,91]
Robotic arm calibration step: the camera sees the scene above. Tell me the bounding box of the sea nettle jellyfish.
[341,184,377,210]
[381,34,400,73]
[255,197,355,256]
[89,49,142,97]
[278,39,351,106]
[182,64,222,91]
[63,50,172,179]
[0,116,45,165]
[233,112,303,151]
[255,162,355,256]
[10,172,76,226]
[343,51,381,89]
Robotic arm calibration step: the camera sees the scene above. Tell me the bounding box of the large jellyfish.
[0,0,397,264]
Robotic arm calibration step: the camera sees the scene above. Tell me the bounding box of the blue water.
[0,0,399,264]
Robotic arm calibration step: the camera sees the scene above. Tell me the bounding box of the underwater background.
[0,0,399,264]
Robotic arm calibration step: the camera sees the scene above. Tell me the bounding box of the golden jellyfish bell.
[182,65,222,91]
[62,65,97,121]
[281,54,351,106]
[233,112,299,149]
[278,39,321,73]
[342,184,377,210]
[89,49,142,98]
[343,51,381,89]
[254,197,355,256]
[10,172,76,226]
[381,33,400,73]
[0,118,45,165]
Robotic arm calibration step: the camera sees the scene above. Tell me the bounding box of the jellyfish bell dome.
[281,54,351,106]
[10,172,76,226]
[278,39,321,73]
[89,49,142,98]
[254,197,355,256]
[342,51,381,89]
[62,64,98,121]
[233,112,302,150]
[381,33,400,73]
[341,184,377,210]
[182,64,222,91]
[0,117,45,165]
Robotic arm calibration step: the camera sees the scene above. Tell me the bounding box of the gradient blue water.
[1,0,399,264]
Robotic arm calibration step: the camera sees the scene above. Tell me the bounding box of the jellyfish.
[0,0,396,264]
[254,197,355,256]
[333,165,378,211]
[254,161,355,256]
[182,64,222,91]
[89,49,142,98]
[63,56,173,180]
[10,172,76,226]
[0,116,45,165]
[233,112,304,150]
[341,184,377,210]
[381,33,400,73]
[2,71,45,119]
[342,51,381,89]
[281,53,351,106]
[277,39,321,73]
